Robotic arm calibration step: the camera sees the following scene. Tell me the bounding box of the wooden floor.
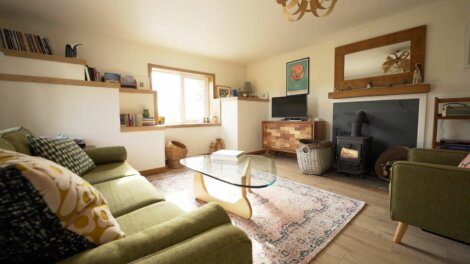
[152,156,470,263]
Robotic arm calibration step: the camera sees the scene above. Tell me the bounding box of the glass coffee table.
[180,155,277,219]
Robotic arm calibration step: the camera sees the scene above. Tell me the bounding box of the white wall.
[220,99,269,152]
[247,0,470,148]
[0,81,165,171]
[165,127,220,156]
[0,13,247,157]
[238,101,269,152]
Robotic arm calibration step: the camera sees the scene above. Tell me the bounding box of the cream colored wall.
[247,0,470,148]
[0,81,165,171]
[237,101,269,152]
[0,13,247,156]
[165,127,220,156]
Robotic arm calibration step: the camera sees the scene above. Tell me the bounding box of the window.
[150,65,212,124]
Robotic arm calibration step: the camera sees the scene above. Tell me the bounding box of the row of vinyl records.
[0,28,54,55]
[120,114,156,127]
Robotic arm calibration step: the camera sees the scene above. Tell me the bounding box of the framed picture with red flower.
[286,57,309,96]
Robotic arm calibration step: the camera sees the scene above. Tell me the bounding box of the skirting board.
[246,150,265,155]
[140,167,167,176]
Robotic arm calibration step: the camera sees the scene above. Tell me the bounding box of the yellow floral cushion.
[0,149,125,245]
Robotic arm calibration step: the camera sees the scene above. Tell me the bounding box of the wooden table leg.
[393,222,408,243]
[193,172,252,219]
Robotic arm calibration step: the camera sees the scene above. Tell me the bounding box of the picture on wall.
[286,57,309,96]
[216,85,232,98]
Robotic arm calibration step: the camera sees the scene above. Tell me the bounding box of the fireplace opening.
[332,99,419,187]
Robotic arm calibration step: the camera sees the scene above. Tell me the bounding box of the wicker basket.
[296,139,333,175]
[165,140,188,169]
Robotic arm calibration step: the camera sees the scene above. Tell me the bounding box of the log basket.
[165,140,188,168]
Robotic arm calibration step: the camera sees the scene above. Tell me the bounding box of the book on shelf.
[211,150,245,162]
[439,139,470,151]
[84,65,102,82]
[120,113,144,127]
[0,28,53,55]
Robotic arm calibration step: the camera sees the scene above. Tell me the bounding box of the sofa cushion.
[0,149,125,246]
[82,162,139,184]
[0,127,34,155]
[28,135,96,176]
[0,138,15,151]
[0,165,95,263]
[117,202,184,235]
[93,175,165,217]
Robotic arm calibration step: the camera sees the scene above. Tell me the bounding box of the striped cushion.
[28,135,95,176]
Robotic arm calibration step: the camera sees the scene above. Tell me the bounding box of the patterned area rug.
[150,172,365,263]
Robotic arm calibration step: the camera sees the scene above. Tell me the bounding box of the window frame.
[148,63,215,125]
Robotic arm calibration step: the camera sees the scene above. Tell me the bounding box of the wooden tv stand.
[262,120,326,154]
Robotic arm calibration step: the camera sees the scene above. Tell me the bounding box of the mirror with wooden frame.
[334,25,426,92]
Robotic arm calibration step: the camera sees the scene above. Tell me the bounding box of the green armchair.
[390,148,470,244]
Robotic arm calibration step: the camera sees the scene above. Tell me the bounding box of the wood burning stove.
[336,110,372,175]
[336,136,372,175]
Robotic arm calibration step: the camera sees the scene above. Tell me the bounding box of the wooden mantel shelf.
[328,83,430,99]
[1,48,87,65]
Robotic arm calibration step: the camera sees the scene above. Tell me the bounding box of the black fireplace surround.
[333,99,419,175]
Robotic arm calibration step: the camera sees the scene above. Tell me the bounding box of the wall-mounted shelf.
[119,88,155,94]
[0,48,87,65]
[0,73,120,88]
[328,83,430,99]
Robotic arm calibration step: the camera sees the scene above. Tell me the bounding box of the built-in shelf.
[436,114,470,120]
[328,83,430,99]
[221,97,269,102]
[120,122,221,132]
[0,48,87,65]
[120,126,165,132]
[119,88,155,94]
[0,73,120,88]
[164,123,221,128]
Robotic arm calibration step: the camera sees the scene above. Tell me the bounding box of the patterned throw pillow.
[28,135,95,176]
[458,154,470,168]
[0,165,95,262]
[0,150,125,248]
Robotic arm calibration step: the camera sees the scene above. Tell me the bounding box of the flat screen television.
[272,95,307,118]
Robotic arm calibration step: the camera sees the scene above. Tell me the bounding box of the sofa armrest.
[408,148,468,166]
[390,161,470,243]
[59,203,234,264]
[84,146,127,165]
[133,224,252,264]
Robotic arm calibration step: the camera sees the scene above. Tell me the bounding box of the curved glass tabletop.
[180,155,277,188]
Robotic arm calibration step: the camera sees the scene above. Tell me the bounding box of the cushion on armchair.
[0,149,125,262]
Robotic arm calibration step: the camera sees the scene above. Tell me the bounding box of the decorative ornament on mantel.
[276,0,337,22]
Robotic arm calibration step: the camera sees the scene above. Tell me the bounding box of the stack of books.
[142,117,156,126]
[210,150,245,162]
[439,139,470,151]
[120,113,143,127]
[0,28,53,55]
[84,66,102,82]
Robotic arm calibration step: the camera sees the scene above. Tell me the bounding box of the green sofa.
[390,148,470,244]
[0,127,252,263]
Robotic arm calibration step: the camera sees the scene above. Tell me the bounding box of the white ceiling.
[0,0,440,65]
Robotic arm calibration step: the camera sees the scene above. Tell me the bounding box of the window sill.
[163,122,221,129]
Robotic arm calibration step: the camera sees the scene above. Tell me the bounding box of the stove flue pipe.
[351,110,368,137]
